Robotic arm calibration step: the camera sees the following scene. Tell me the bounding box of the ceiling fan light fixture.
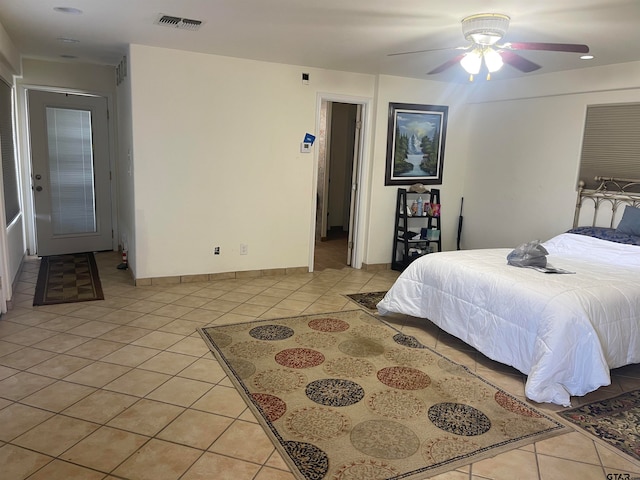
[483,47,504,72]
[461,13,510,46]
[460,50,482,75]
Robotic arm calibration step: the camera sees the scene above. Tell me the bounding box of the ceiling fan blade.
[427,54,466,75]
[388,46,468,57]
[500,51,541,73]
[503,42,589,54]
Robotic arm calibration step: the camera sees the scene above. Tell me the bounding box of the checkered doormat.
[33,252,104,306]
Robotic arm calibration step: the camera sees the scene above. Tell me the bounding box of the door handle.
[35,186,43,192]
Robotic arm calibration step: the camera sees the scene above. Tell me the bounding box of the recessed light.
[580,55,594,60]
[53,7,83,15]
[57,37,79,43]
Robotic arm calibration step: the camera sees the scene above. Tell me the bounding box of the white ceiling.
[0,0,639,82]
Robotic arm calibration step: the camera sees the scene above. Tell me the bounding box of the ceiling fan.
[389,13,590,80]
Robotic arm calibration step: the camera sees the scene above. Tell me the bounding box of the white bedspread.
[377,233,640,406]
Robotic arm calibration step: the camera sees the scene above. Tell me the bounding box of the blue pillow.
[616,205,640,236]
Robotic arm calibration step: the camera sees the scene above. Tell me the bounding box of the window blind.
[0,79,20,225]
[578,103,640,190]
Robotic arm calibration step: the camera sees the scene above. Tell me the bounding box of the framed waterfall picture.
[385,102,448,185]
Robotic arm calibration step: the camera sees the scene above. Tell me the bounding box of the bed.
[377,177,640,406]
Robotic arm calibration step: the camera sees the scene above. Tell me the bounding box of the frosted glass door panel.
[46,107,97,235]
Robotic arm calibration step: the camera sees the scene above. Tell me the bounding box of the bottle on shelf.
[417,196,423,216]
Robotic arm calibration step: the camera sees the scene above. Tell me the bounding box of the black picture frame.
[385,102,448,185]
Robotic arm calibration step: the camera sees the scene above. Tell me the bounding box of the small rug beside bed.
[559,389,640,461]
[199,309,569,480]
[33,252,104,306]
[344,291,387,311]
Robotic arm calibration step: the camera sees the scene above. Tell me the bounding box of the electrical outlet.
[240,243,248,255]
[214,246,220,255]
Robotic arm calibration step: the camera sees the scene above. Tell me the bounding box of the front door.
[28,90,112,256]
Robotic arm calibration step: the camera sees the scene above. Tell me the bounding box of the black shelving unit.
[391,188,441,271]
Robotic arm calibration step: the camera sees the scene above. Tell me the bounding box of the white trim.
[310,93,372,271]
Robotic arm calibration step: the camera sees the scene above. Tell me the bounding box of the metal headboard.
[574,176,640,228]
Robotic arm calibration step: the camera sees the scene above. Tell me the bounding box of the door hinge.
[356,121,362,129]
[348,241,354,249]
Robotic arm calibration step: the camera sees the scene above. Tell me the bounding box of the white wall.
[365,75,472,264]
[0,23,22,311]
[129,45,376,279]
[460,61,640,249]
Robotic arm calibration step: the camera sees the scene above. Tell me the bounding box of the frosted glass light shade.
[460,51,482,74]
[484,48,504,72]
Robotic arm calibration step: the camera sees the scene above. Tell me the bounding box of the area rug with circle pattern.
[198,309,569,480]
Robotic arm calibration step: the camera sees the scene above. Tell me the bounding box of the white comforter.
[377,233,640,406]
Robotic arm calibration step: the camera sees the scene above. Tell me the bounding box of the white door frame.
[310,93,372,271]
[17,85,118,256]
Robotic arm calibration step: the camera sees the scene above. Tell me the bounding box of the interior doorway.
[314,101,362,271]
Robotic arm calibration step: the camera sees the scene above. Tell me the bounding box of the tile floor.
[0,252,639,480]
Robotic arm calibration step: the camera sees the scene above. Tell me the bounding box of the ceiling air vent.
[155,14,203,31]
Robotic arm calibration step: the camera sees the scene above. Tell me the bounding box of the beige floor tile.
[103,368,171,397]
[158,319,205,336]
[107,398,184,436]
[60,425,148,472]
[177,357,227,384]
[0,403,54,442]
[209,420,275,463]
[63,338,124,360]
[181,451,261,480]
[263,450,291,472]
[63,389,138,423]
[101,344,161,367]
[0,322,31,338]
[98,325,151,343]
[157,409,233,449]
[152,304,195,319]
[180,308,223,323]
[21,380,96,412]
[13,415,99,456]
[26,458,106,480]
[123,300,168,314]
[0,339,25,356]
[0,346,57,369]
[66,320,119,337]
[145,292,186,304]
[0,444,52,479]
[200,298,242,313]
[537,454,609,480]
[0,371,56,401]
[127,313,176,329]
[138,351,198,375]
[0,364,18,380]
[145,376,213,407]
[99,309,146,325]
[192,385,248,417]
[64,361,131,387]
[36,316,90,332]
[595,442,640,474]
[2,326,59,346]
[132,331,185,349]
[172,295,212,308]
[27,354,94,378]
[112,438,202,480]
[254,467,297,480]
[166,336,211,356]
[230,303,271,317]
[471,448,540,479]
[30,332,90,353]
[67,305,117,320]
[534,431,600,465]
